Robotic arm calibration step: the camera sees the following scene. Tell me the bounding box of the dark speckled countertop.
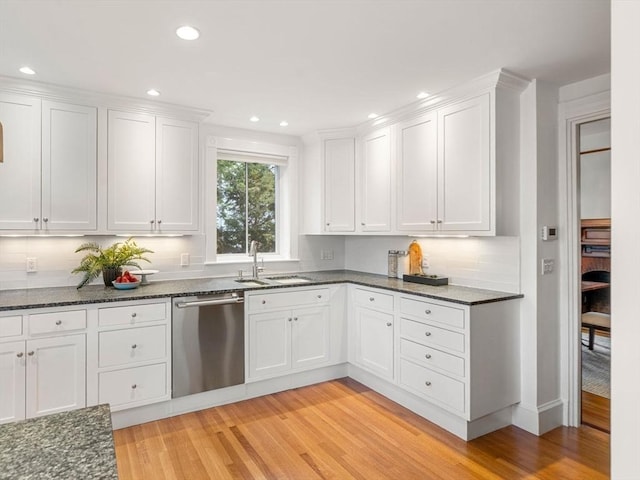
[0,404,118,480]
[0,270,522,312]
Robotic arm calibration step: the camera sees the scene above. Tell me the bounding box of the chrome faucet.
[249,240,261,279]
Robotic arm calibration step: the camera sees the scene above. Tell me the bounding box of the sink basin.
[265,276,312,285]
[235,279,269,287]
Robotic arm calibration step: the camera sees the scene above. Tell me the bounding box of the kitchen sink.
[265,275,312,285]
[235,279,269,287]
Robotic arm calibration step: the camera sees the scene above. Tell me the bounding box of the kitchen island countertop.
[0,404,118,480]
[0,270,522,312]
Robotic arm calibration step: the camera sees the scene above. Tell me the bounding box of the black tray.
[403,274,449,286]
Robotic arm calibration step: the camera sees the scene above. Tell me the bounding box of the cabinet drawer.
[28,310,86,335]
[248,288,329,312]
[400,358,465,413]
[98,363,167,408]
[354,288,394,311]
[99,325,167,368]
[98,302,167,327]
[400,338,465,377]
[399,297,464,329]
[400,318,465,353]
[0,316,22,338]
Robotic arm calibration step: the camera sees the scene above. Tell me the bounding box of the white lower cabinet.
[247,287,334,381]
[0,310,87,425]
[92,300,171,411]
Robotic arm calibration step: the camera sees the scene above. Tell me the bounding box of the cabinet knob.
[369,297,375,302]
[424,309,431,315]
[150,220,155,224]
[361,222,365,226]
[55,319,62,325]
[293,317,298,321]
[131,384,137,389]
[33,217,39,223]
[131,312,137,318]
[326,223,330,226]
[386,322,392,327]
[16,352,24,358]
[425,353,432,359]
[424,331,432,337]
[43,217,49,223]
[317,295,322,299]
[425,381,432,387]
[131,344,137,349]
[288,317,292,322]
[430,220,436,224]
[262,300,266,305]
[437,219,442,224]
[28,351,34,356]
[157,220,162,224]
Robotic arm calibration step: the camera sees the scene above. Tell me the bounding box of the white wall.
[344,235,520,293]
[580,118,611,219]
[611,1,640,477]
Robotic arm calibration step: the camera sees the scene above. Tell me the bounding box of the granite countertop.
[0,404,118,480]
[0,270,523,312]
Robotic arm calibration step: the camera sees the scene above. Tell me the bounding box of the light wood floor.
[582,391,610,433]
[114,378,610,479]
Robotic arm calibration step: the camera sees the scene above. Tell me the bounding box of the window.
[216,159,278,254]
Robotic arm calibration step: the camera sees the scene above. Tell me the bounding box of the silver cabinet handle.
[150,220,155,224]
[326,223,330,226]
[288,317,292,322]
[361,222,365,226]
[131,384,137,389]
[425,381,432,387]
[437,219,442,224]
[55,320,62,325]
[131,312,137,318]
[28,351,34,356]
[386,322,392,327]
[317,295,322,299]
[425,331,432,337]
[369,297,375,302]
[425,309,431,315]
[262,300,266,305]
[131,344,137,349]
[16,352,24,358]
[33,217,39,223]
[157,220,162,224]
[430,220,436,224]
[43,218,49,223]
[293,317,298,321]
[425,354,432,359]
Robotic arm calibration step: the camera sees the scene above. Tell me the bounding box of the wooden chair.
[581,312,611,350]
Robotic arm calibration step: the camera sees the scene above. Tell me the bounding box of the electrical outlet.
[180,253,190,266]
[26,257,37,273]
[541,258,554,275]
[320,249,334,260]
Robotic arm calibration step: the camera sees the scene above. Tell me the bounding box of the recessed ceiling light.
[176,25,200,40]
[279,121,289,127]
[417,91,430,99]
[19,66,35,75]
[250,116,260,122]
[368,113,378,119]
[146,89,160,97]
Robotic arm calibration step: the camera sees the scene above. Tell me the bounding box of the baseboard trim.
[512,399,564,435]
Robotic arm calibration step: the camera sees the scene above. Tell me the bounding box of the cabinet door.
[324,137,355,232]
[396,113,438,231]
[0,93,41,230]
[42,101,97,231]
[360,128,392,232]
[354,306,394,380]
[291,306,330,370]
[26,334,86,418]
[107,110,156,231]
[155,117,199,232]
[438,94,491,232]
[248,311,291,379]
[0,341,26,424]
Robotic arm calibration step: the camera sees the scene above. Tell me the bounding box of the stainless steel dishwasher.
[172,292,245,398]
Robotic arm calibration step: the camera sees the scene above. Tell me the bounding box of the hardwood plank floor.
[114,378,610,479]
[582,390,610,432]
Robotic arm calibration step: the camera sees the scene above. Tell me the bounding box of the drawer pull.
[425,331,432,337]
[317,295,322,299]
[131,344,137,349]
[369,297,375,302]
[425,381,432,387]
[28,351,34,356]
[16,352,24,358]
[425,309,431,315]
[294,317,299,321]
[425,353,432,359]
[131,312,137,318]
[262,300,267,305]
[288,317,292,322]
[386,322,392,327]
[131,384,137,389]
[55,320,62,326]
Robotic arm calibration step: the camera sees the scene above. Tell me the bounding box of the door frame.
[558,90,610,427]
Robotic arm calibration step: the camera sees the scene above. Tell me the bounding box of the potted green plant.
[72,237,153,288]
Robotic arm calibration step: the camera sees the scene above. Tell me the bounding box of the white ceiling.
[0,0,610,136]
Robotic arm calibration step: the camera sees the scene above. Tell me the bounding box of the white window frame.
[205,135,298,264]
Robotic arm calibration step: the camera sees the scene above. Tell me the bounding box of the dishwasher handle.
[175,295,244,308]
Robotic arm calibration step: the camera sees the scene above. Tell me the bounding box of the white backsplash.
[345,236,520,293]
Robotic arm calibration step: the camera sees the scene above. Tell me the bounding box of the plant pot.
[102,267,122,286]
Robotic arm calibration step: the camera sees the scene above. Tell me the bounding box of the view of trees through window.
[217,159,277,254]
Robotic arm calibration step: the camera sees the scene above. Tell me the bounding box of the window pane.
[248,163,277,253]
[217,160,246,254]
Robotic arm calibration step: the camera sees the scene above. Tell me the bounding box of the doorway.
[577,117,611,432]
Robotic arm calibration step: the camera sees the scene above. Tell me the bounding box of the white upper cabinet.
[42,101,97,231]
[396,113,438,232]
[360,127,392,232]
[437,94,491,232]
[0,94,41,230]
[108,111,199,233]
[0,95,97,232]
[324,137,355,232]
